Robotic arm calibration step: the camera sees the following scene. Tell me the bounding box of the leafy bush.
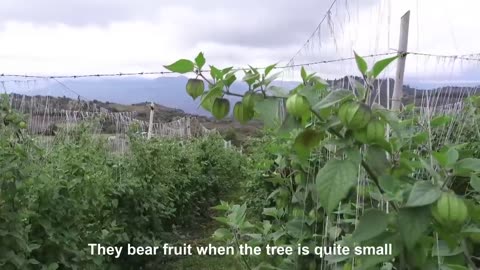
[0,95,249,269]
[164,53,480,269]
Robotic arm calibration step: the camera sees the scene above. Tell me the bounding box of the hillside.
[7,93,263,142]
[9,75,479,114]
[8,77,479,141]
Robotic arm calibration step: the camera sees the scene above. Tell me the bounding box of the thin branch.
[462,239,479,270]
[198,73,214,86]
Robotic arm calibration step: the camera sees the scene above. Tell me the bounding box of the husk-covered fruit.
[243,92,263,109]
[353,128,368,144]
[432,192,468,227]
[286,94,310,117]
[212,98,230,120]
[338,101,372,130]
[366,119,385,143]
[233,102,254,124]
[186,78,205,99]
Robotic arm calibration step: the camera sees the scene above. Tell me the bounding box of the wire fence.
[1,51,480,81]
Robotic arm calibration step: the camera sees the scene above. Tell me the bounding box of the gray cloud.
[0,0,377,49]
[0,0,154,26]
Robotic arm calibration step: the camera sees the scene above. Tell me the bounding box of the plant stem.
[199,72,287,100]
[198,73,214,86]
[399,250,406,270]
[233,230,252,270]
[462,239,479,270]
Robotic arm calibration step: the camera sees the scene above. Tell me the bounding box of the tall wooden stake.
[392,11,410,111]
[147,102,154,140]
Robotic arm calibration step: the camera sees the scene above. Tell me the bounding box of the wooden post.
[392,11,410,111]
[147,102,154,139]
[186,117,191,138]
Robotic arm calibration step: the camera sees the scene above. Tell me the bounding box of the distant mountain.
[9,75,480,115]
[11,76,298,116]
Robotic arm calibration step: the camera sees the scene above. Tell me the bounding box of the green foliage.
[0,96,249,269]
[163,59,195,74]
[164,52,480,269]
[3,49,480,270]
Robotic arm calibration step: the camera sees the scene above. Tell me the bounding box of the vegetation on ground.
[1,49,480,270]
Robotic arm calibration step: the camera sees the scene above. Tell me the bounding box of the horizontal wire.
[406,51,480,61]
[0,52,394,80]
[1,51,479,80]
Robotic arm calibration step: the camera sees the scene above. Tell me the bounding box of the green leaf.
[433,148,459,168]
[405,181,441,207]
[286,219,311,240]
[248,65,260,75]
[354,51,368,75]
[263,207,281,218]
[228,204,247,228]
[47,263,59,270]
[365,146,390,177]
[301,67,308,82]
[222,67,234,74]
[352,209,388,242]
[164,59,195,74]
[412,132,429,144]
[297,84,323,106]
[432,241,462,256]
[294,129,324,158]
[243,72,260,86]
[224,73,236,87]
[199,85,223,112]
[345,147,362,165]
[213,217,229,225]
[370,55,398,78]
[354,81,367,100]
[316,159,358,214]
[440,265,468,270]
[398,206,431,249]
[263,72,282,86]
[254,98,281,129]
[264,63,277,77]
[454,158,480,176]
[419,158,442,183]
[312,89,354,110]
[430,115,452,128]
[210,65,223,81]
[267,86,289,98]
[471,174,480,192]
[212,228,232,240]
[373,105,404,138]
[195,52,206,70]
[278,114,302,135]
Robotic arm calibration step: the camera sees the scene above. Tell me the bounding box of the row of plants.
[0,94,249,270]
[164,52,480,269]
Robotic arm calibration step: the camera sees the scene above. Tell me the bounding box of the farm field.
[2,50,480,269]
[2,1,480,269]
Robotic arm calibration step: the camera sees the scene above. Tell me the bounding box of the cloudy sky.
[0,0,479,84]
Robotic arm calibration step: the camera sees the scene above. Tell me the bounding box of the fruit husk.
[233,102,254,124]
[433,192,468,228]
[243,92,263,109]
[353,128,368,144]
[186,78,205,99]
[348,103,372,130]
[339,102,372,130]
[212,98,230,120]
[366,119,385,143]
[286,94,310,117]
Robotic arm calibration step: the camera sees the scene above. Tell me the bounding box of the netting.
[5,91,215,154]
